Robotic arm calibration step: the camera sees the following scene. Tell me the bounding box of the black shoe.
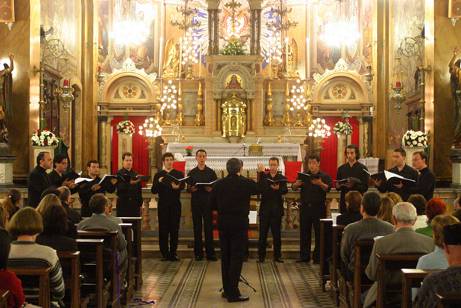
[296,259,310,263]
[221,292,227,299]
[227,295,249,303]
[274,258,284,263]
[207,255,218,261]
[169,255,180,262]
[195,255,204,261]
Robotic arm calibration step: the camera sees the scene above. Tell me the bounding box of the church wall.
[0,0,40,179]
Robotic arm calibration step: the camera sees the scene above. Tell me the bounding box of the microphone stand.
[218,274,257,294]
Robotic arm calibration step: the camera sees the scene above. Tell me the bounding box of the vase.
[403,146,425,166]
[186,151,192,156]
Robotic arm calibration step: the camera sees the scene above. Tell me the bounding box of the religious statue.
[449,47,461,146]
[287,38,298,78]
[221,93,246,138]
[0,106,8,144]
[226,74,242,89]
[163,39,180,78]
[0,54,14,118]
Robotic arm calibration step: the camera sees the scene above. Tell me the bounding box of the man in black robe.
[257,157,288,263]
[48,154,77,191]
[27,151,52,208]
[374,148,418,201]
[187,149,218,261]
[116,152,143,217]
[210,158,259,303]
[292,154,332,263]
[77,160,116,217]
[336,145,369,213]
[151,152,185,261]
[408,151,436,201]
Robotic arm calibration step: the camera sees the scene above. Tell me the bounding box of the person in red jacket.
[0,230,25,308]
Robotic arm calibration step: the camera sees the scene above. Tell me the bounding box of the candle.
[306,36,310,79]
[179,37,183,79]
[159,36,164,78]
[285,36,289,69]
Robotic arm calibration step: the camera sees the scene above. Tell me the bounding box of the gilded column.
[256,9,262,55]
[214,10,219,54]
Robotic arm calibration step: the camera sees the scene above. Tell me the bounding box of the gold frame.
[449,0,461,18]
[0,0,15,23]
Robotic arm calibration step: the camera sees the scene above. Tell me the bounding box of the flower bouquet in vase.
[401,130,428,165]
[185,145,193,156]
[116,120,135,135]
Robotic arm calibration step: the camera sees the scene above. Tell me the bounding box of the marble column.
[213,10,219,54]
[208,9,214,55]
[250,10,255,55]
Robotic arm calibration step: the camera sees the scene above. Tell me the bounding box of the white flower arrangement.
[31,130,59,147]
[402,130,428,147]
[117,120,135,135]
[333,121,353,136]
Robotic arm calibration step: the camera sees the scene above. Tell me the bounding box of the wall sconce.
[390,81,406,110]
[55,79,74,110]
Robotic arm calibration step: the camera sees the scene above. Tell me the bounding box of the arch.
[102,72,155,103]
[212,62,256,99]
[312,71,369,105]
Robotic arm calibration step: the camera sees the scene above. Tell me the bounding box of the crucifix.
[224,0,241,37]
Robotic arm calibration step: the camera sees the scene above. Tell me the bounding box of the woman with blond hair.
[386,192,403,205]
[377,196,395,224]
[36,193,77,238]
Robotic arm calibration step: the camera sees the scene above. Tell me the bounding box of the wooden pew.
[78,230,121,308]
[119,222,135,302]
[77,238,105,308]
[401,268,440,308]
[319,218,333,292]
[375,253,423,308]
[8,266,51,308]
[330,224,345,305]
[436,292,461,308]
[0,290,9,308]
[57,251,82,308]
[119,216,143,289]
[347,239,374,308]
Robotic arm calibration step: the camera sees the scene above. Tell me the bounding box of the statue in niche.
[0,54,14,119]
[221,93,246,138]
[163,39,180,78]
[449,47,461,146]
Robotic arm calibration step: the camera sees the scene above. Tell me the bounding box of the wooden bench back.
[0,290,9,308]
[401,268,440,308]
[119,216,143,289]
[352,239,374,308]
[76,238,105,308]
[331,224,345,289]
[436,292,461,308]
[7,265,51,308]
[119,222,134,301]
[77,230,120,307]
[376,253,423,308]
[57,251,80,308]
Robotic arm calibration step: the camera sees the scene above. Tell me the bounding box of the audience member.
[57,186,81,224]
[2,188,21,219]
[336,191,362,226]
[0,231,25,308]
[412,215,460,301]
[408,194,428,229]
[0,206,8,230]
[415,223,461,308]
[363,202,434,308]
[340,192,394,279]
[37,193,76,238]
[416,198,447,237]
[37,203,77,251]
[387,192,403,205]
[104,198,122,224]
[377,196,394,224]
[7,207,65,305]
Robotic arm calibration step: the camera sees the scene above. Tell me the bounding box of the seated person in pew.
[363,202,434,308]
[415,223,461,308]
[2,188,22,220]
[77,193,127,268]
[37,203,77,251]
[412,214,459,301]
[104,198,122,225]
[407,194,428,230]
[37,194,77,238]
[416,198,447,238]
[336,191,362,226]
[7,207,65,306]
[57,186,81,225]
[340,192,394,280]
[376,196,395,224]
[0,229,25,308]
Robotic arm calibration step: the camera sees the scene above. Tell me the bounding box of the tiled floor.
[129,258,335,307]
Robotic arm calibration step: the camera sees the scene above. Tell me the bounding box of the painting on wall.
[98,0,158,74]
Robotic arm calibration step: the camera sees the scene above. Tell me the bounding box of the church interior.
[1,0,461,307]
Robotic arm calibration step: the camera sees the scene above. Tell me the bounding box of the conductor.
[210,158,259,302]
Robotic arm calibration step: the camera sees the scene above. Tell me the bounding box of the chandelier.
[319,0,360,48]
[308,118,332,138]
[288,79,311,127]
[160,80,178,113]
[138,117,162,138]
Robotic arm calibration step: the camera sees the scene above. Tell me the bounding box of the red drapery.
[319,117,360,181]
[110,117,150,177]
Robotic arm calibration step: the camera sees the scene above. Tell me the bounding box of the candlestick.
[306,36,310,79]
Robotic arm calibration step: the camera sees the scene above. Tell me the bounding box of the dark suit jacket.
[27,165,51,208]
[257,172,288,217]
[36,234,77,251]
